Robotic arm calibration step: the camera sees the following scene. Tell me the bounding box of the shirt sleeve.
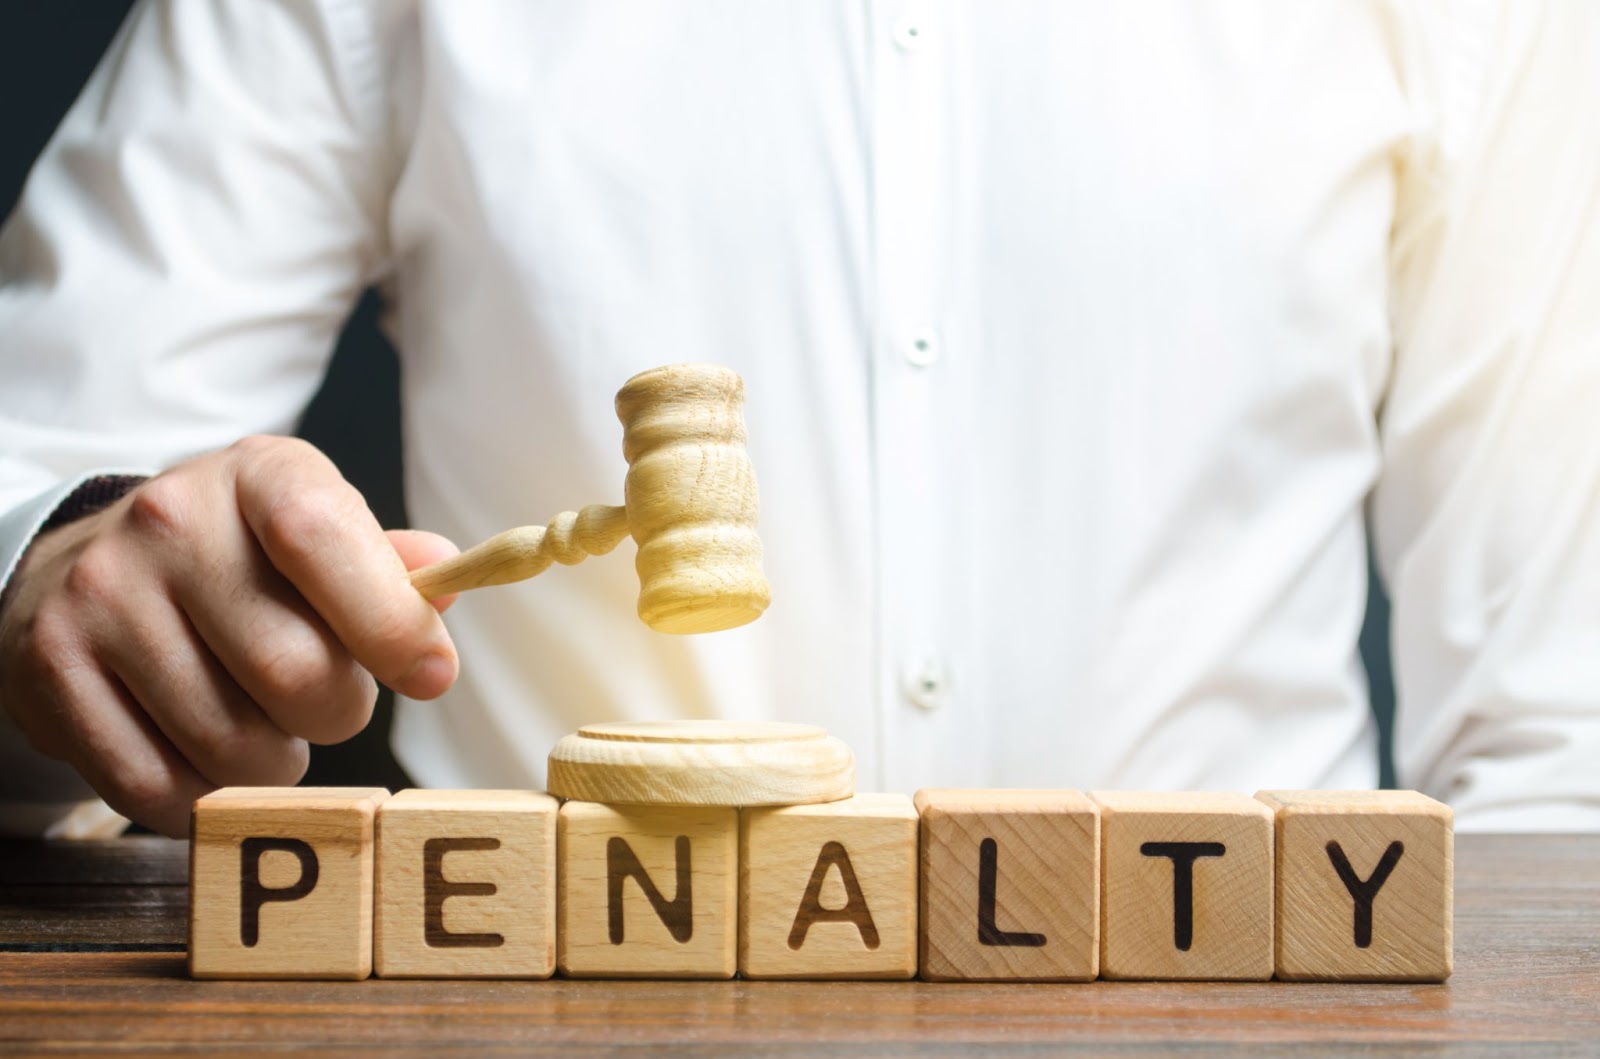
[1377,0,1600,832]
[0,0,392,832]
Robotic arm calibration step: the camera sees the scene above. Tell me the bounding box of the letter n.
[607,836,694,944]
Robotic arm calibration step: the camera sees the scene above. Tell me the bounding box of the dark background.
[0,2,1397,789]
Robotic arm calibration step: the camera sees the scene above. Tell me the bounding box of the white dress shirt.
[2,0,1598,835]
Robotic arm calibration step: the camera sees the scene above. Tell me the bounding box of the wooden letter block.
[1256,790,1453,981]
[1091,791,1273,980]
[374,789,558,978]
[557,801,737,978]
[915,789,1099,982]
[739,793,918,979]
[189,787,388,980]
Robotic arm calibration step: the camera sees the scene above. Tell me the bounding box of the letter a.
[789,841,880,950]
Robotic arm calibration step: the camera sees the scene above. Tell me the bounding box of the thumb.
[387,529,461,613]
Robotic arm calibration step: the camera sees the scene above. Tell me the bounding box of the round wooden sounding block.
[547,721,854,807]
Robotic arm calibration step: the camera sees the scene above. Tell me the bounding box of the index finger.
[231,437,458,700]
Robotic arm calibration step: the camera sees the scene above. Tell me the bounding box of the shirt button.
[904,326,940,367]
[903,656,950,710]
[892,16,926,52]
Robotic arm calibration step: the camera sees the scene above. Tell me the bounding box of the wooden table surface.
[1,833,1596,1056]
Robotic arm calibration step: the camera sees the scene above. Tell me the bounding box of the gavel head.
[614,364,771,634]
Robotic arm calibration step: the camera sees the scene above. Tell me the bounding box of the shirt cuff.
[0,469,153,604]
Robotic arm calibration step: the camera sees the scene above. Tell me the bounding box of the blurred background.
[0,2,1398,789]
[1,2,409,789]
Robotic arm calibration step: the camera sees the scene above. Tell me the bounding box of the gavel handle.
[409,504,631,601]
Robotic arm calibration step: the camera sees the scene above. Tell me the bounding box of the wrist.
[0,476,145,630]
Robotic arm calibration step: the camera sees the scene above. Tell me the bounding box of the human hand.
[0,437,459,836]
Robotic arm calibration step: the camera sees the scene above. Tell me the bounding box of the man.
[1,1,1597,839]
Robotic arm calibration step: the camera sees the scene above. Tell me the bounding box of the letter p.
[240,837,319,947]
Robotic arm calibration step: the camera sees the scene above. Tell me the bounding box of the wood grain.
[1257,789,1453,982]
[557,801,738,979]
[188,787,387,980]
[0,836,189,951]
[1092,791,1275,981]
[374,789,557,979]
[740,794,918,979]
[0,835,186,886]
[1,835,1597,1053]
[916,789,1099,982]
[547,720,855,806]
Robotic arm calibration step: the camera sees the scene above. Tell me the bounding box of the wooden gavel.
[408,363,770,634]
